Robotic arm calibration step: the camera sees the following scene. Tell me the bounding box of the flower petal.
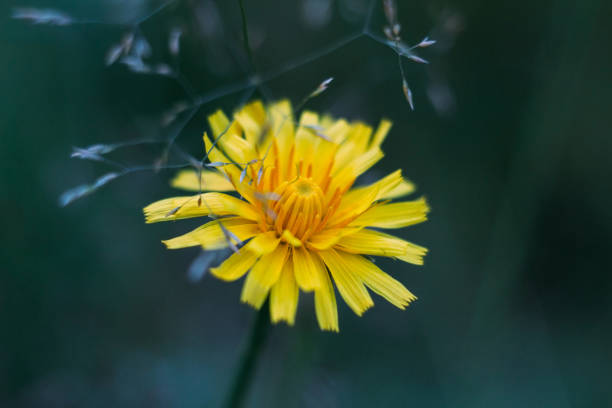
[245,231,280,256]
[348,197,429,229]
[334,229,428,265]
[143,192,259,223]
[318,249,373,316]
[170,169,234,192]
[292,246,322,291]
[240,272,270,309]
[369,119,392,149]
[312,253,339,332]
[247,243,289,289]
[341,169,412,205]
[382,180,416,200]
[327,183,380,228]
[234,100,266,145]
[331,148,383,189]
[262,100,294,170]
[338,252,417,309]
[163,218,259,250]
[270,261,299,325]
[210,247,258,281]
[334,123,373,170]
[307,228,360,251]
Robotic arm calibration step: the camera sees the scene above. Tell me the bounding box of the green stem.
[238,0,255,71]
[222,302,270,408]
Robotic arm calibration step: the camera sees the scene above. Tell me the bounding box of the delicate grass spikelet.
[145,99,430,331]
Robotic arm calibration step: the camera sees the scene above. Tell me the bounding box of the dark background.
[1,0,611,406]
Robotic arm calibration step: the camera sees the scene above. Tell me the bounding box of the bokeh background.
[1,0,611,407]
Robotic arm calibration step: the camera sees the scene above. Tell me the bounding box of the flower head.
[144,100,429,331]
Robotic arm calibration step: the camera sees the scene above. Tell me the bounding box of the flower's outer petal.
[203,131,231,166]
[330,147,383,191]
[369,119,392,149]
[163,218,259,250]
[262,100,294,176]
[348,197,430,229]
[311,138,338,185]
[170,169,234,192]
[342,169,413,205]
[334,123,373,169]
[325,119,351,144]
[318,249,373,316]
[234,100,266,145]
[143,193,259,223]
[226,170,258,206]
[327,183,380,228]
[338,251,417,309]
[208,109,256,164]
[270,261,299,325]
[307,228,360,251]
[294,111,319,166]
[240,272,270,309]
[209,110,255,163]
[210,247,258,281]
[382,179,416,199]
[292,246,322,291]
[245,231,280,256]
[312,253,339,332]
[334,229,428,265]
[208,109,239,139]
[247,243,289,289]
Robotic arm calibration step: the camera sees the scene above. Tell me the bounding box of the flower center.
[271,177,325,239]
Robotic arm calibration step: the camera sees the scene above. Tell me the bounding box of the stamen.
[270,176,326,240]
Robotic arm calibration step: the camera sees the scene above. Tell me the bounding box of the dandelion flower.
[144,100,429,331]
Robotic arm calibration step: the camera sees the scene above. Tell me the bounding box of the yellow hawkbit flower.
[144,100,429,331]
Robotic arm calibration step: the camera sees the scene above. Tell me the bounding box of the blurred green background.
[1,0,611,407]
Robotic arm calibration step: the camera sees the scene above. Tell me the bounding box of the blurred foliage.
[1,0,611,407]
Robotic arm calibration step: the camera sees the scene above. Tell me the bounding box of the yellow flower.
[144,100,429,331]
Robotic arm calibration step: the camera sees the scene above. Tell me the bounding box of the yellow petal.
[143,193,259,223]
[311,138,338,185]
[247,243,289,289]
[270,261,299,325]
[349,197,430,229]
[207,109,243,143]
[324,119,350,144]
[340,253,416,309]
[263,100,294,176]
[318,249,373,316]
[312,253,339,331]
[281,229,302,247]
[396,243,429,266]
[307,228,360,251]
[245,231,280,256]
[294,111,319,165]
[334,228,428,264]
[342,169,403,204]
[327,182,380,228]
[240,271,270,309]
[338,251,417,309]
[206,110,257,166]
[210,247,258,281]
[234,100,266,145]
[369,118,392,149]
[383,179,416,199]
[170,169,234,192]
[163,218,259,250]
[203,131,231,166]
[292,246,322,291]
[334,123,372,168]
[331,147,383,187]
